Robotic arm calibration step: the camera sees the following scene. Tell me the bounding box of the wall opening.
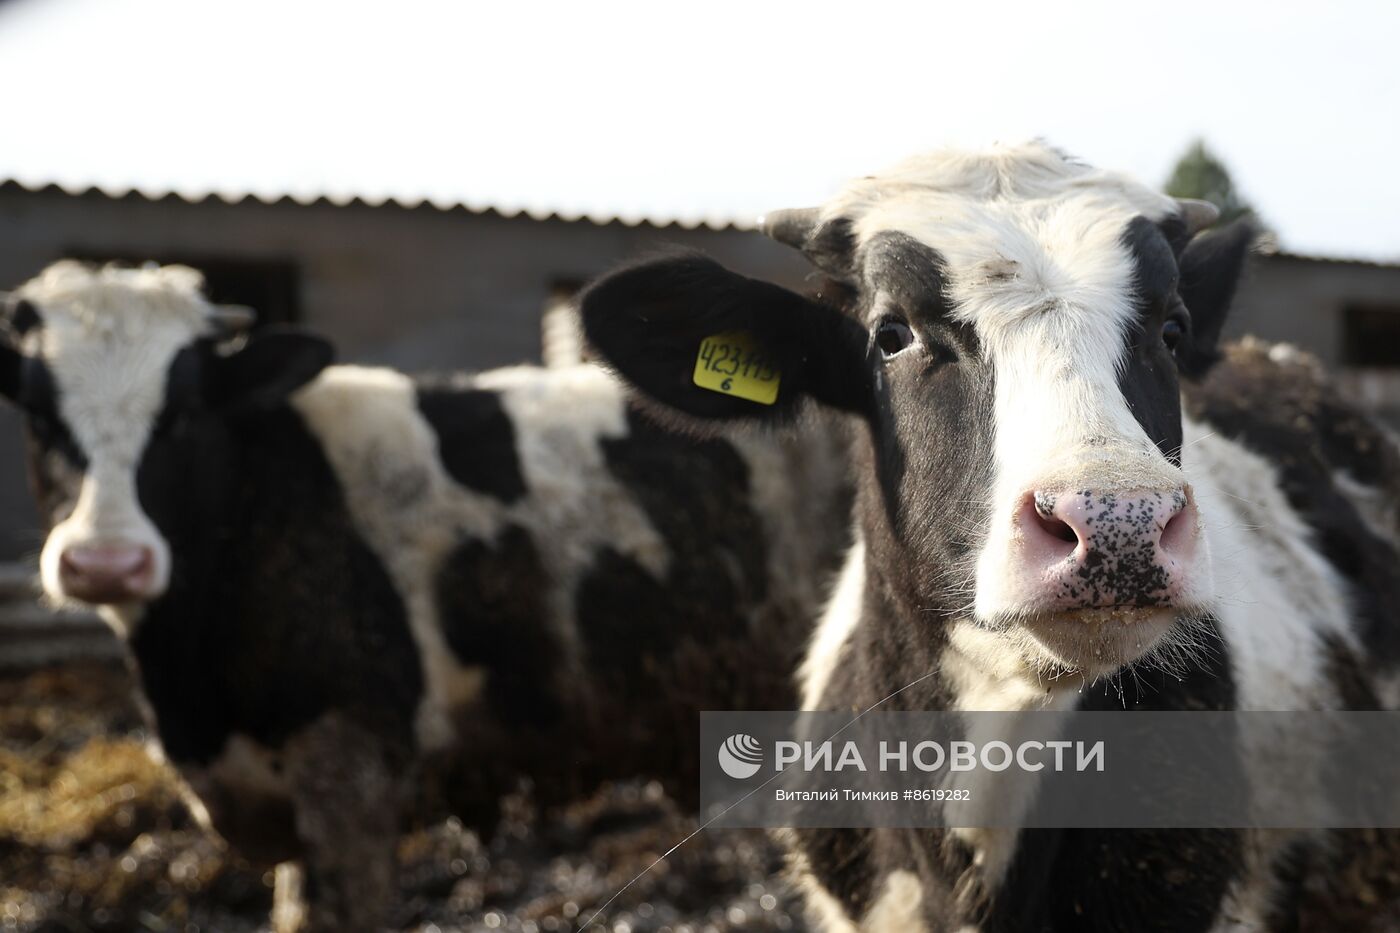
[1343,304,1400,368]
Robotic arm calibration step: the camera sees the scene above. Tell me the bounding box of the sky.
[0,0,1395,259]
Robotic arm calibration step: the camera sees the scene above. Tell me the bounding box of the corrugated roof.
[0,178,754,233]
[4,179,1398,269]
[1260,247,1400,271]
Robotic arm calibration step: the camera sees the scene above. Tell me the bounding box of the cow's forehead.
[826,144,1177,235]
[15,263,213,462]
[16,261,213,350]
[820,144,1178,326]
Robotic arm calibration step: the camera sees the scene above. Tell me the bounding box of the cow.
[0,260,852,932]
[578,142,1400,931]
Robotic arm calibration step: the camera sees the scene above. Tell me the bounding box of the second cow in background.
[0,261,853,932]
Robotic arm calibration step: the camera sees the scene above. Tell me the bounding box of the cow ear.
[1177,219,1257,377]
[206,327,334,413]
[579,252,872,427]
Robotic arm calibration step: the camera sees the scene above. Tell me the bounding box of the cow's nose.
[58,543,157,604]
[1014,487,1197,608]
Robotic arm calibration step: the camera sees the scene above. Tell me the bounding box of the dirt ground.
[0,663,803,933]
[5,663,1400,932]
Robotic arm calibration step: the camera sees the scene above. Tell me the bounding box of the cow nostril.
[1159,499,1195,555]
[1034,510,1079,544]
[127,549,153,577]
[1021,493,1083,555]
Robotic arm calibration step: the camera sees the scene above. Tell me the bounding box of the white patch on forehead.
[831,143,1174,347]
[20,262,216,612]
[826,143,1173,358]
[21,263,215,460]
[18,261,212,336]
[827,144,1180,473]
[828,143,1175,246]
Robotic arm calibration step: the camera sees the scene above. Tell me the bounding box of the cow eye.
[1161,310,1190,351]
[875,318,916,358]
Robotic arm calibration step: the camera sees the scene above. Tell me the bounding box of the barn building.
[0,178,1396,570]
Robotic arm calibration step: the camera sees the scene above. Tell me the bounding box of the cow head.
[0,262,332,613]
[580,144,1253,677]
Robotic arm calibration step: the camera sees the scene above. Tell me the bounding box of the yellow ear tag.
[692,332,781,405]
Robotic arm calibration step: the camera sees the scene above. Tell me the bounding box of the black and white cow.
[0,261,852,932]
[579,143,1400,931]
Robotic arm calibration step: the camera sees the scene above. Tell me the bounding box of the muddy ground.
[5,663,1400,932]
[0,662,802,933]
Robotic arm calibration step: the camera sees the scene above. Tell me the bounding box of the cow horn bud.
[1175,198,1220,235]
[209,303,257,332]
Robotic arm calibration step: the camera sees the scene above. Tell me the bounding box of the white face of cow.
[835,150,1213,670]
[0,262,332,618]
[7,263,215,609]
[581,143,1254,678]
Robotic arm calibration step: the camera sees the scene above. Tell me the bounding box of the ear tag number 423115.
[693,332,781,405]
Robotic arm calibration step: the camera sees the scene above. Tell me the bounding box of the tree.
[1164,140,1258,228]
